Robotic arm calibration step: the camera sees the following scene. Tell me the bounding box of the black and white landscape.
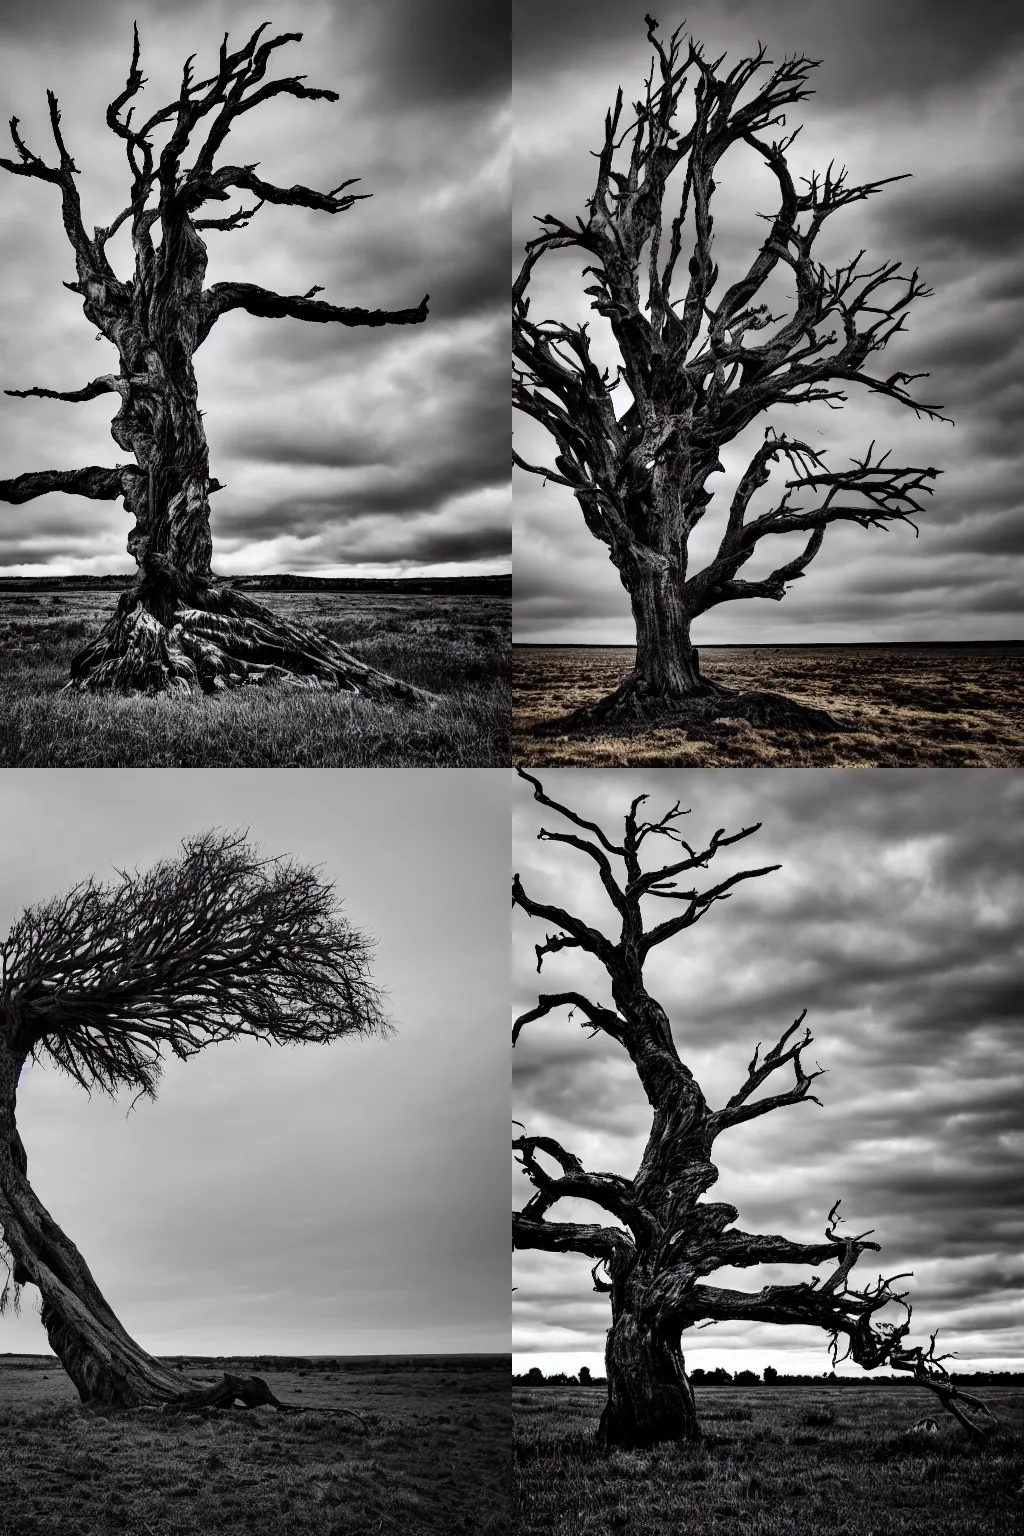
[514,0,1023,647]
[513,768,1023,1531]
[513,767,1024,1382]
[0,768,509,1532]
[0,0,509,764]
[512,0,1023,766]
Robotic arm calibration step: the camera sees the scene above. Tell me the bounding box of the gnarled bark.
[599,1309,699,1449]
[0,26,431,697]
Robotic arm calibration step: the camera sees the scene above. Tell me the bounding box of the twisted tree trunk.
[544,540,839,735]
[0,1036,286,1410]
[57,234,431,699]
[599,1306,699,1448]
[0,30,435,700]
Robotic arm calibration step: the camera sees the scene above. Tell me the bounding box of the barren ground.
[0,1353,509,1535]
[514,645,1022,767]
[0,588,509,767]
[515,1381,1023,1535]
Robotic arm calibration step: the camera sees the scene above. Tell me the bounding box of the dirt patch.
[514,646,1023,767]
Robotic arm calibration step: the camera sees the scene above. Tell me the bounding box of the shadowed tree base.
[597,1317,701,1449]
[537,671,841,737]
[66,570,435,701]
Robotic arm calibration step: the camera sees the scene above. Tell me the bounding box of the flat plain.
[0,585,510,767]
[514,645,1023,767]
[515,1381,1024,1536]
[0,1354,509,1536]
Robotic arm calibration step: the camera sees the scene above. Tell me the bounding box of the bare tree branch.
[512,776,984,1448]
[1,830,389,1097]
[710,1012,826,1134]
[5,375,150,405]
[513,17,949,730]
[199,282,428,344]
[512,992,628,1047]
[0,466,138,505]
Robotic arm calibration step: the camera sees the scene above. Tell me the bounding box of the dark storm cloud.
[513,0,1024,103]
[513,4,1024,642]
[214,493,510,564]
[212,312,508,560]
[883,167,1024,261]
[0,0,508,578]
[513,770,1024,1371]
[381,521,510,564]
[0,0,199,35]
[342,0,509,106]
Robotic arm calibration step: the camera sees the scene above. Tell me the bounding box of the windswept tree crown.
[0,831,389,1098]
[0,829,389,1410]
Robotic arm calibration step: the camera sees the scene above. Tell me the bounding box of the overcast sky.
[513,768,1024,1377]
[0,768,507,1359]
[513,0,1024,643]
[0,0,508,578]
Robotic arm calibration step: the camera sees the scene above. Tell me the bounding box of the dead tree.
[512,771,993,1447]
[0,25,431,698]
[513,18,946,733]
[0,832,389,1410]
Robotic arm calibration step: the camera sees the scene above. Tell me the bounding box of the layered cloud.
[0,0,508,577]
[513,769,1024,1373]
[513,0,1024,641]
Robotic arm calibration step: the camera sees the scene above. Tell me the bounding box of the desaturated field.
[0,587,510,767]
[515,1381,1024,1535]
[514,645,1023,767]
[0,1354,510,1536]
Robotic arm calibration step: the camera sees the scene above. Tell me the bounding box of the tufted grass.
[0,1354,510,1535]
[0,589,510,768]
[514,1381,1024,1535]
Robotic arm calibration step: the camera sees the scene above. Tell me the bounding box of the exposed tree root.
[536,673,841,736]
[66,574,434,702]
[159,1373,367,1429]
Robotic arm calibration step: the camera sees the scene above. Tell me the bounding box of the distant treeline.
[3,1352,509,1373]
[515,1366,1024,1387]
[0,574,510,596]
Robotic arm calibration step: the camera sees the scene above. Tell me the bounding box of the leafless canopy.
[513,17,945,622]
[0,22,426,351]
[0,24,432,701]
[513,772,993,1440]
[0,832,389,1099]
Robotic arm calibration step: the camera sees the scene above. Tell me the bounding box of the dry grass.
[0,589,509,767]
[0,1354,510,1536]
[515,1381,1024,1535]
[514,645,1024,767]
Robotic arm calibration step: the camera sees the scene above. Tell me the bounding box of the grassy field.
[0,588,509,767]
[0,1353,509,1536]
[514,645,1023,767]
[515,1381,1024,1535]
